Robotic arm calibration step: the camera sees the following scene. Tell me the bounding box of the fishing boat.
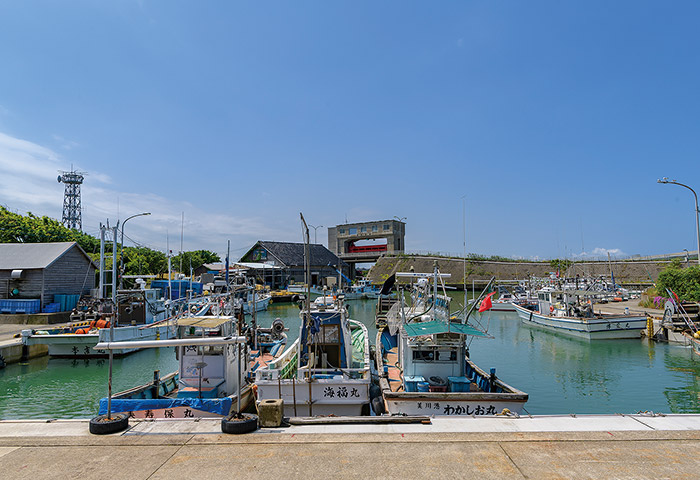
[374,265,528,416]
[255,294,371,416]
[255,215,371,416]
[96,312,281,419]
[21,288,172,357]
[512,286,647,340]
[241,290,272,313]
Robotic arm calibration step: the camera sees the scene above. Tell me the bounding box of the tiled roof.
[242,241,345,268]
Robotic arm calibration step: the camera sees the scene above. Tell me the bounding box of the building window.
[360,226,367,233]
[339,228,345,234]
[372,225,378,232]
[349,228,357,235]
[383,224,390,231]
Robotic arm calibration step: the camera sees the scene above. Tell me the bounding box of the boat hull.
[683,332,700,356]
[490,301,515,312]
[22,324,175,358]
[243,295,271,313]
[101,385,256,419]
[256,377,370,417]
[513,304,647,340]
[382,391,527,416]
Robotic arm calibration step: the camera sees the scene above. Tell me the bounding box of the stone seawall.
[367,255,674,288]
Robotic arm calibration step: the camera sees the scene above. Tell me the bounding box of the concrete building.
[328,219,406,266]
[0,242,97,310]
[239,241,348,288]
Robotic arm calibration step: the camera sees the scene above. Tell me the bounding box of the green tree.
[171,250,221,274]
[549,258,573,274]
[657,265,700,302]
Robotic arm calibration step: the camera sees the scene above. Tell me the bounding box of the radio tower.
[57,168,86,231]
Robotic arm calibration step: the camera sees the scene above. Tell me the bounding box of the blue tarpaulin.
[98,397,232,416]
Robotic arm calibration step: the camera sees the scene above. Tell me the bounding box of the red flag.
[671,290,680,303]
[478,292,496,313]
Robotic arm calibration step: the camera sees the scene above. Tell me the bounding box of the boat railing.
[298,366,370,380]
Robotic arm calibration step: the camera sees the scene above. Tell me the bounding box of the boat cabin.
[175,316,247,399]
[299,296,352,371]
[536,287,594,317]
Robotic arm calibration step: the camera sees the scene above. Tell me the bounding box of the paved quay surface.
[2,414,700,479]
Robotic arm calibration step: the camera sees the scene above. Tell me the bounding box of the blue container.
[43,303,61,313]
[404,375,425,393]
[417,381,430,392]
[448,376,471,393]
[3,299,41,314]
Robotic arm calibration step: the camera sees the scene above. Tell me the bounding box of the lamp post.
[309,224,324,244]
[658,177,700,266]
[393,216,406,223]
[119,212,151,288]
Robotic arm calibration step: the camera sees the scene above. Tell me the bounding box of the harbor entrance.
[327,219,405,271]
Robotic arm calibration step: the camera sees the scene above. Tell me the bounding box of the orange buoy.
[75,328,86,334]
[89,320,96,328]
[96,319,107,329]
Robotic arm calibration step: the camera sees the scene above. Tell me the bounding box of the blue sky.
[1,1,699,261]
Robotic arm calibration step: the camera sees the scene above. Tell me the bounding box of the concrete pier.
[2,414,700,479]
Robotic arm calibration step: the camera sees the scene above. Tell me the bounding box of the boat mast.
[300,213,311,344]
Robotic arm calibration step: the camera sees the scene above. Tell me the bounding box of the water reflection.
[3,295,700,418]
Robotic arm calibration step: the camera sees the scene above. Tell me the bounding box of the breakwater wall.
[367,254,674,289]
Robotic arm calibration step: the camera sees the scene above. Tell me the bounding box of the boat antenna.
[462,194,467,316]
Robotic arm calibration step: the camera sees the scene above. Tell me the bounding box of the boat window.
[321,324,339,343]
[412,350,456,362]
[413,350,436,361]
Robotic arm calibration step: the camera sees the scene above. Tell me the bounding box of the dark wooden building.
[240,241,348,289]
[0,242,97,308]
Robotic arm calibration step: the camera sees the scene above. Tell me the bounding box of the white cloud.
[573,247,626,260]
[0,131,285,257]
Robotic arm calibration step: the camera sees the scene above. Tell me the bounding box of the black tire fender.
[89,413,129,435]
[371,396,385,415]
[221,413,259,434]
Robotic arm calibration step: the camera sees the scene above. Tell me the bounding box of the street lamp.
[658,177,700,266]
[393,216,406,223]
[309,224,324,244]
[119,212,151,288]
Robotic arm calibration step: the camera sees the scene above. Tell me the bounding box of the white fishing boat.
[375,265,528,416]
[255,295,371,416]
[255,215,371,416]
[21,288,172,357]
[96,300,285,420]
[513,286,647,340]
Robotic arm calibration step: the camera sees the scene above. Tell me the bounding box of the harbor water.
[2,296,700,419]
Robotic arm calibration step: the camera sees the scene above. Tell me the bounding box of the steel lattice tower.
[57,169,86,231]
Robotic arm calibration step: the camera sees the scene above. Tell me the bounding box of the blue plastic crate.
[404,375,425,393]
[448,376,471,393]
[43,302,61,313]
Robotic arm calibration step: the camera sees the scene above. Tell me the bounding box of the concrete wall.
[368,254,674,288]
[328,220,405,255]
